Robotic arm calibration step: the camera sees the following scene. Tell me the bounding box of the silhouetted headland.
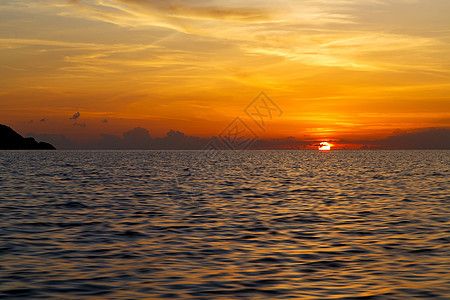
[0,124,55,150]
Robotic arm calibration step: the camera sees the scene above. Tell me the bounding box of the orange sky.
[0,0,449,145]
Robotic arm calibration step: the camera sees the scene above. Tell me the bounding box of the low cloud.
[376,127,450,150]
[26,133,76,150]
[123,127,153,149]
[87,127,207,150]
[85,128,318,150]
[70,112,80,120]
[27,126,450,150]
[340,127,450,150]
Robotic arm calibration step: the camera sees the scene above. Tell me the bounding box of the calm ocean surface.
[0,150,449,299]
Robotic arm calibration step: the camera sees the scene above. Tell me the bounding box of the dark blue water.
[0,150,449,299]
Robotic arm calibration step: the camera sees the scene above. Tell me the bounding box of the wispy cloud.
[246,32,440,71]
[0,38,161,54]
[16,0,445,73]
[56,0,355,32]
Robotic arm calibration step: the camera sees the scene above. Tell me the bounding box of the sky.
[0,0,449,149]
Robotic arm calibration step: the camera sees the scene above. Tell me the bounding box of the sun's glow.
[318,142,331,151]
[0,1,449,143]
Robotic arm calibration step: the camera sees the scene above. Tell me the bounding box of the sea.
[0,150,449,299]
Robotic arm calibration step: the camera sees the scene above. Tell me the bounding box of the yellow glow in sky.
[0,0,449,144]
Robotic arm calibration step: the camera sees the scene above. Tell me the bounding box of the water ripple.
[0,150,449,299]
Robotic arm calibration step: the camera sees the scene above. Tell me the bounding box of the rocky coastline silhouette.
[0,124,55,150]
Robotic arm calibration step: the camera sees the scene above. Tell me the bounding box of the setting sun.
[318,142,331,151]
[1,0,449,148]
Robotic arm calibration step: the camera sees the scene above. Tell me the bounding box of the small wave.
[53,201,89,209]
[115,230,147,237]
